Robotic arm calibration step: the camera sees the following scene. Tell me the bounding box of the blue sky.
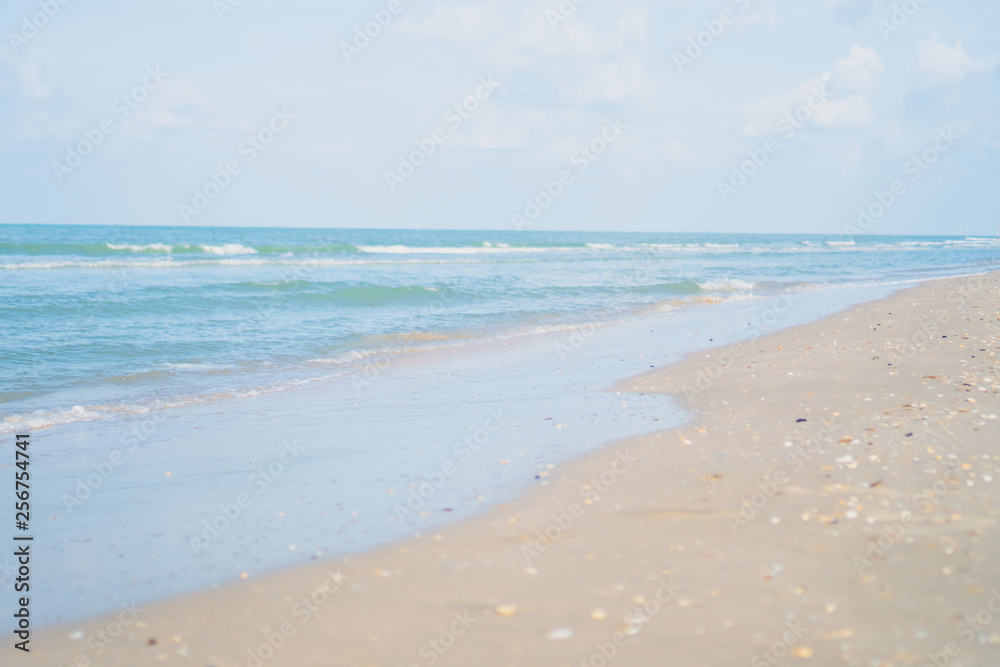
[1,0,998,234]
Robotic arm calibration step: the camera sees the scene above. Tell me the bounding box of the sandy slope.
[27,272,1000,667]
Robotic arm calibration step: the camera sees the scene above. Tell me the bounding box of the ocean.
[1,224,998,627]
[3,225,998,432]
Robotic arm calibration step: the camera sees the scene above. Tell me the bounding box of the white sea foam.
[0,257,490,270]
[199,243,258,255]
[106,243,174,253]
[698,279,757,291]
[0,405,104,434]
[103,243,258,255]
[356,245,560,254]
[637,243,685,250]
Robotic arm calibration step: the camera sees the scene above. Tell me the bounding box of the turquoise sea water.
[2,224,998,431]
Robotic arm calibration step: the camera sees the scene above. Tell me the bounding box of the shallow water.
[1,277,917,629]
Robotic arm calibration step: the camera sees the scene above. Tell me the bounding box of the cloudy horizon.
[1,0,998,235]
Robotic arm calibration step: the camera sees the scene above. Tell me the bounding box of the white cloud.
[122,79,229,139]
[398,2,650,104]
[449,104,546,149]
[827,0,877,23]
[917,34,1000,85]
[391,1,651,163]
[14,110,78,141]
[19,51,56,99]
[819,137,865,173]
[397,4,500,43]
[813,94,875,128]
[832,45,884,92]
[739,45,883,135]
[735,2,778,30]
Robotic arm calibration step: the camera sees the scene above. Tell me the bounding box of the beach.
[23,271,1000,666]
[11,229,997,629]
[5,1,998,662]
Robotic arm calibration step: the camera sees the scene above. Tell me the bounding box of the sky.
[0,0,998,235]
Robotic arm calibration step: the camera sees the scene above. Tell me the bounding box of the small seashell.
[495,604,517,617]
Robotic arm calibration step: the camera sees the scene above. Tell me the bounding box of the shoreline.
[13,277,918,630]
[25,271,1000,665]
[1,273,932,437]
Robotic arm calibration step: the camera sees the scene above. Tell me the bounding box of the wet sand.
[29,272,1000,666]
